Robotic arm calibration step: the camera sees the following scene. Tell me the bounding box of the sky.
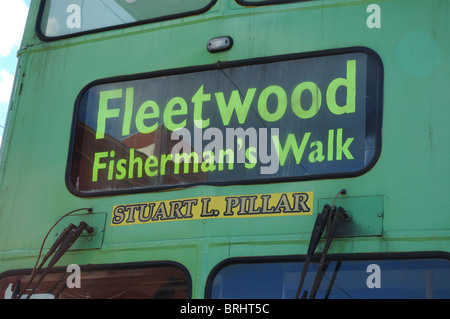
[0,0,30,147]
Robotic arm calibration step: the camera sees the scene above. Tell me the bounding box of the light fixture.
[207,36,233,53]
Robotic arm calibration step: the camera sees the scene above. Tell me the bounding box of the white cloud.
[0,70,14,103]
[0,0,29,57]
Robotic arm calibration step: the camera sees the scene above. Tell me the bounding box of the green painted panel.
[49,212,107,250]
[318,196,383,237]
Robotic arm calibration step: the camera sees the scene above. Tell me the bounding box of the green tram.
[0,0,449,300]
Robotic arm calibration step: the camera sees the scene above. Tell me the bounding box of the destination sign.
[67,48,383,196]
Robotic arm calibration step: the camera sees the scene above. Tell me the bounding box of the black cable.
[295,189,347,299]
[308,207,344,299]
[25,221,94,299]
[17,208,92,299]
[295,204,331,298]
[324,261,342,299]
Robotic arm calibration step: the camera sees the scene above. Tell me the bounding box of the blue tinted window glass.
[210,258,450,299]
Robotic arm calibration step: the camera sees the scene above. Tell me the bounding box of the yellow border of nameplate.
[111,191,313,226]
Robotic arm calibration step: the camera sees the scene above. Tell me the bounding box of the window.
[37,0,216,40]
[67,48,383,197]
[207,255,450,299]
[0,262,191,299]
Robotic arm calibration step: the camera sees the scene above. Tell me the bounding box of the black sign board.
[67,48,383,196]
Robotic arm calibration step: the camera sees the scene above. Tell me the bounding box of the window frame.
[35,0,218,42]
[0,261,192,299]
[235,0,313,6]
[205,251,450,299]
[66,46,384,198]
